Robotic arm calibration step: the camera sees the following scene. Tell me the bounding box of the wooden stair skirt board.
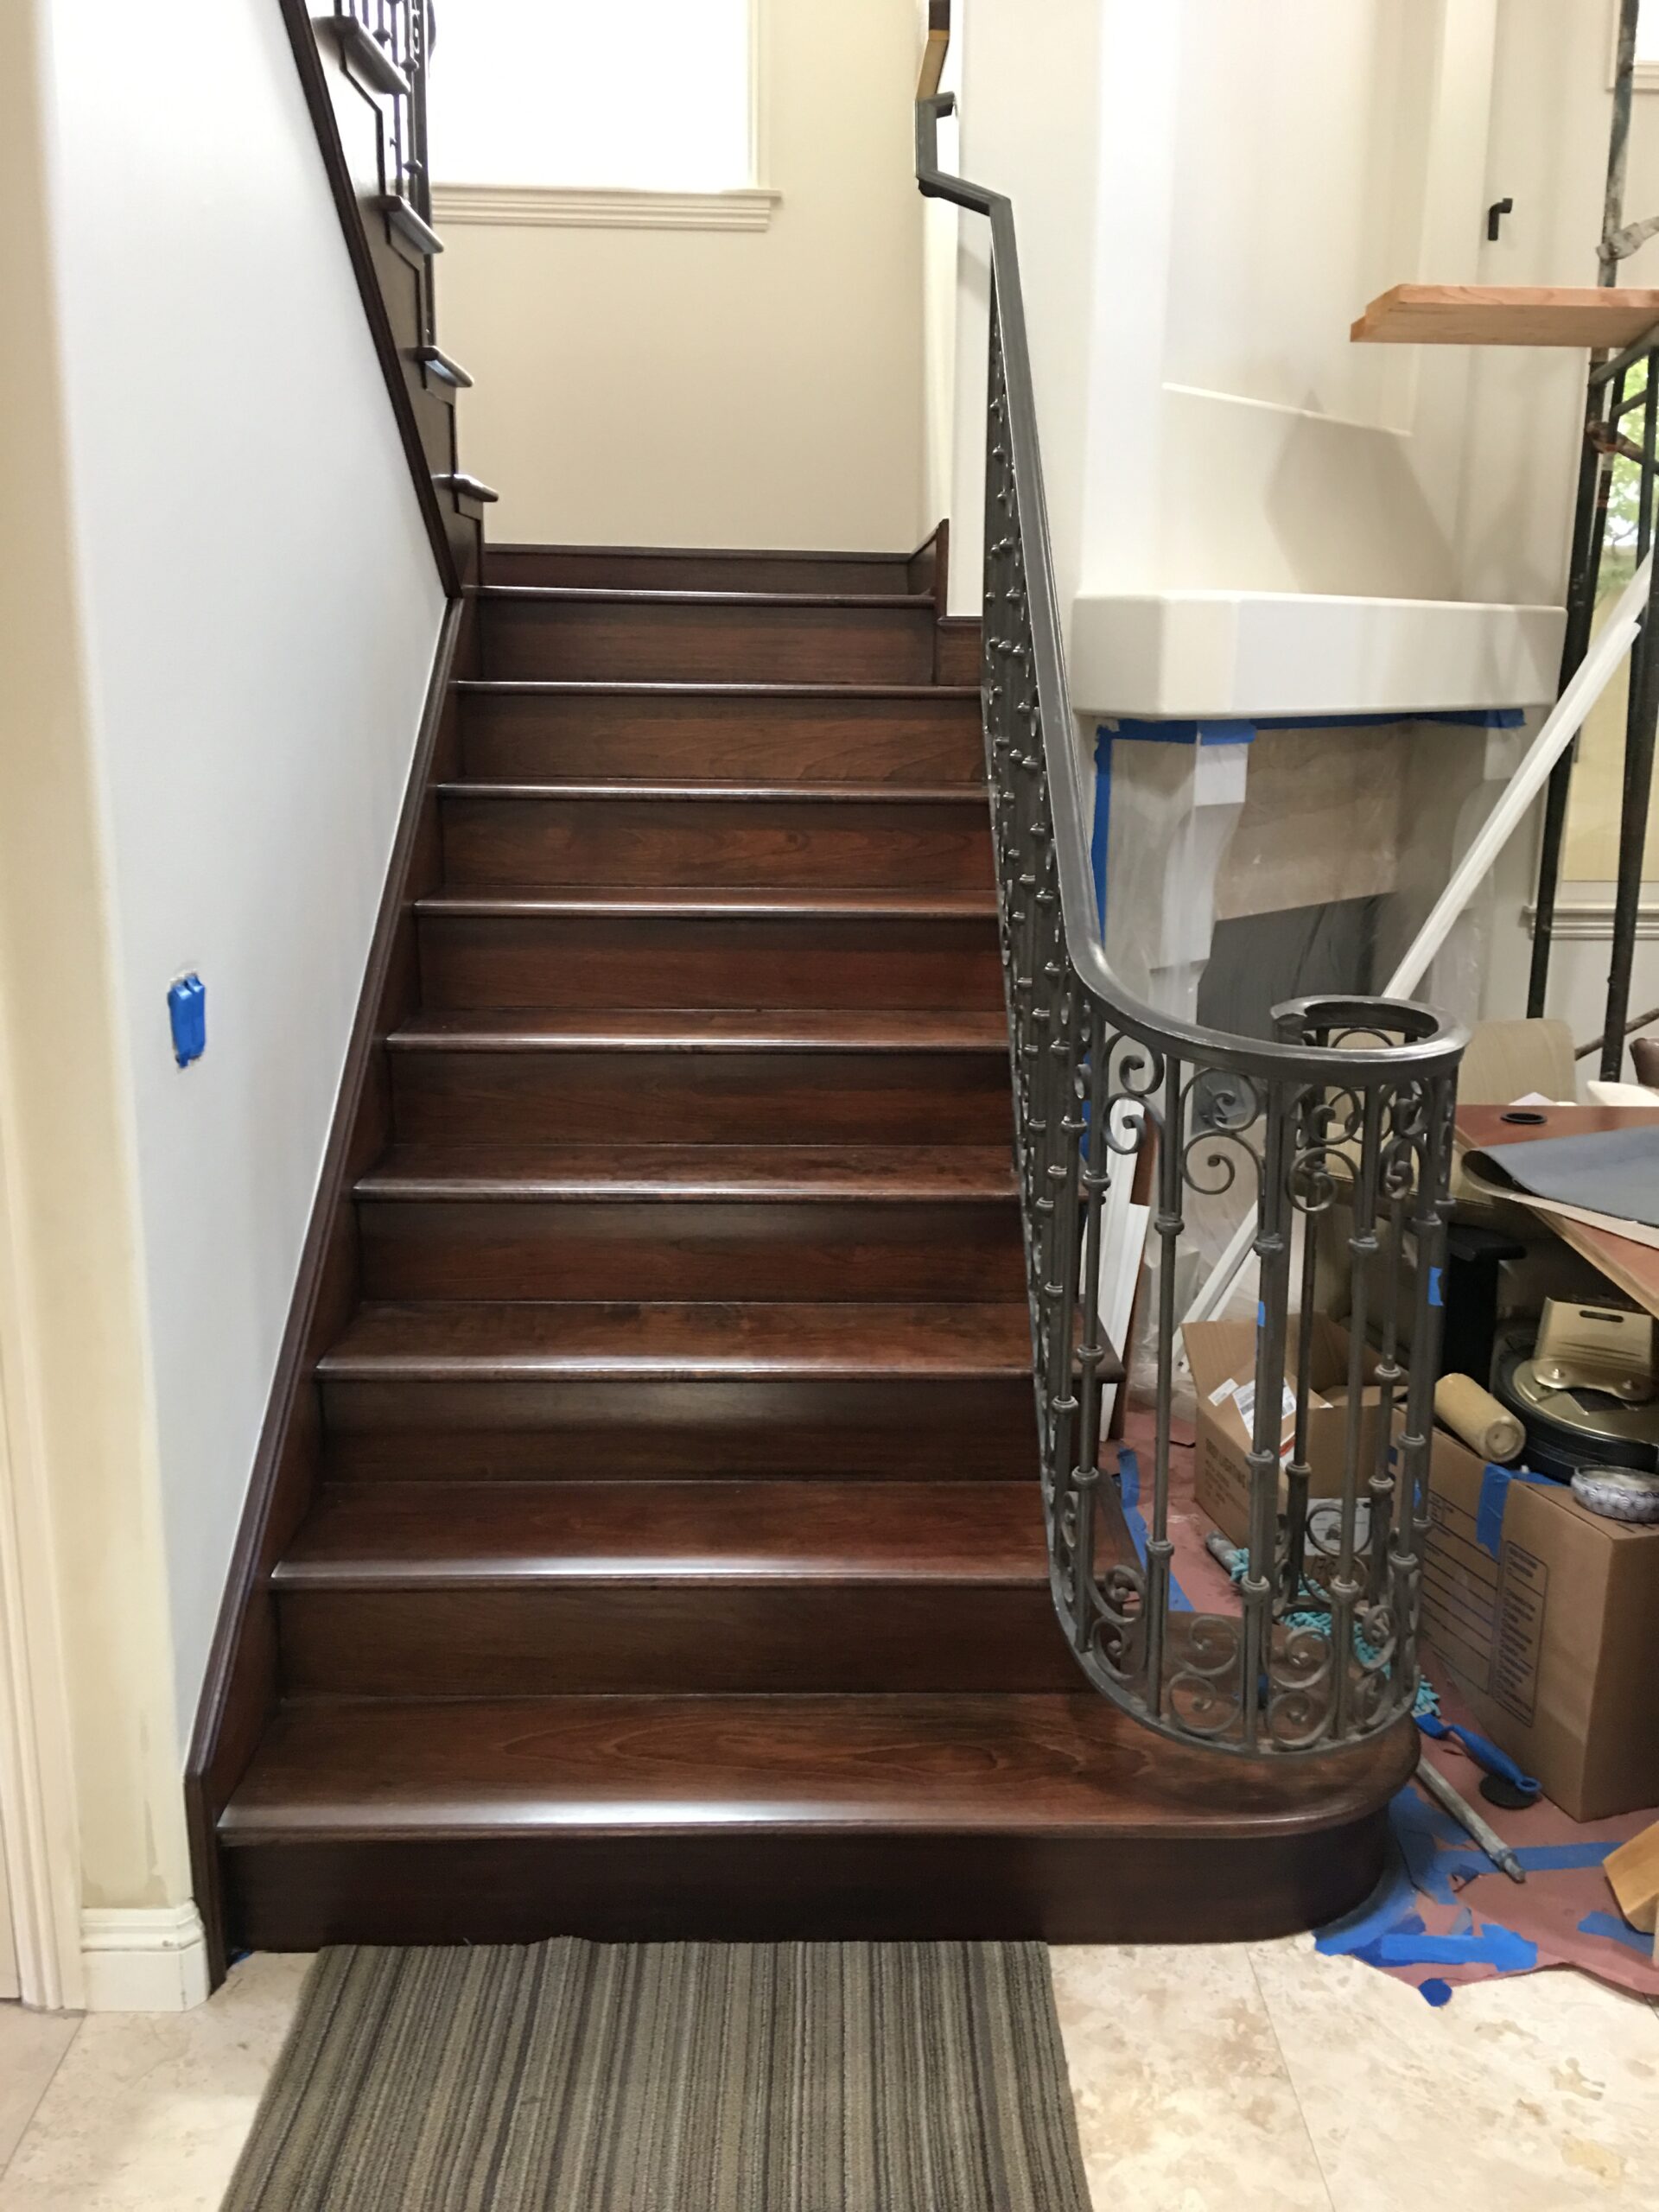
[188,528,1408,1977]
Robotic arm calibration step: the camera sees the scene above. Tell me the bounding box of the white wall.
[938,0,1514,620]
[41,0,447,1758]
[436,0,928,550]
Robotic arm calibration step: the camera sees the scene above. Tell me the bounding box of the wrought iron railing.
[918,43,1467,1756]
[331,1,435,222]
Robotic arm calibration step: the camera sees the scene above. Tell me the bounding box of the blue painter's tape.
[1420,1978,1454,2006]
[1511,1842,1618,1872]
[1378,1926,1538,1971]
[1476,1462,1554,1557]
[1101,709,1526,744]
[1105,718,1258,747]
[1314,1818,1421,1955]
[1090,731,1111,931]
[1257,1300,1267,1329]
[1578,1911,1654,1954]
[1114,1450,1193,1613]
[1246,708,1527,733]
[1428,1265,1444,1307]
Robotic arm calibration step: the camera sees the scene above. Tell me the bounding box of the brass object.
[1529,1299,1654,1403]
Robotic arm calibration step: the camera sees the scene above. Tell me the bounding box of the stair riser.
[391,1048,1014,1146]
[357,1198,1026,1301]
[417,913,1004,1012]
[276,1586,1076,1696]
[321,1376,1035,1481]
[461,691,985,785]
[481,601,935,684]
[486,550,912,594]
[223,1822,1394,1949]
[439,795,995,893]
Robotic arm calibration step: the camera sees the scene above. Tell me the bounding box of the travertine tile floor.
[1,1939,1655,2209]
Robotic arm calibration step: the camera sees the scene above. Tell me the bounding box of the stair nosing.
[273,1565,1043,1591]
[272,1478,1048,1592]
[316,1300,1039,1385]
[435,780,988,805]
[215,1692,1411,1847]
[476,586,936,611]
[415,887,998,918]
[356,1149,1019,1205]
[386,1013,1008,1053]
[452,681,981,700]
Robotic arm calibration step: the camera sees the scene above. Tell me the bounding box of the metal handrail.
[915,17,1467,1758]
[914,84,1461,1089]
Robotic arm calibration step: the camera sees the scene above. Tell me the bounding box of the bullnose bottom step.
[219,1694,1417,1948]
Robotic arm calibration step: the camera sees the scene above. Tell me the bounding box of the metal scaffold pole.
[1529,0,1659,1058]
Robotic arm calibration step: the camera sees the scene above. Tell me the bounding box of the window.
[1630,1,1659,87]
[425,0,754,193]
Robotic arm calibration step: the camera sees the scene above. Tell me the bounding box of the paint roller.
[1433,1373,1524,1465]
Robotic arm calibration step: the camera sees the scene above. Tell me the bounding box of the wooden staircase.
[205,543,1413,1959]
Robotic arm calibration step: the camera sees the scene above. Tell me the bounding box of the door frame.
[0,1020,85,2011]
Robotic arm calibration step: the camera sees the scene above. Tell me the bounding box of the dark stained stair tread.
[357,1142,1018,1202]
[416,886,997,918]
[454,681,982,697]
[454,683,986,790]
[435,780,988,804]
[275,1481,1050,1586]
[317,1300,1049,1382]
[477,586,938,610]
[221,1694,1416,1842]
[388,1007,1008,1052]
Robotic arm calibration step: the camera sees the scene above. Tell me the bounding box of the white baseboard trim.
[79,1904,211,2012]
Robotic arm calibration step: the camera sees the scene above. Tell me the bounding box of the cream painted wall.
[437,0,927,550]
[40,0,448,1762]
[0,0,187,1944]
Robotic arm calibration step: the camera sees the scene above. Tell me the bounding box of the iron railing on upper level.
[330,1,435,223]
[917,34,1467,1758]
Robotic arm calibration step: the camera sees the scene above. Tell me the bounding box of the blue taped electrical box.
[168,974,206,1067]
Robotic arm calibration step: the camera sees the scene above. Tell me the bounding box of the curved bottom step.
[220,1694,1415,1948]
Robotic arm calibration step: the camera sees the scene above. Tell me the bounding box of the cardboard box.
[1185,1316,1382,1549]
[1421,1431,1659,1821]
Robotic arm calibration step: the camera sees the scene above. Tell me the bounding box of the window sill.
[429,184,780,232]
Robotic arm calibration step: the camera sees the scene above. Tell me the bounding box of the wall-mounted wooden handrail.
[917,1,950,105]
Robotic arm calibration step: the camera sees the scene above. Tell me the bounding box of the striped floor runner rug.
[221,1939,1090,2210]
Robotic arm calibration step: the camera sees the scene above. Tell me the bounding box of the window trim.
[429,183,780,231]
[1615,0,1659,89]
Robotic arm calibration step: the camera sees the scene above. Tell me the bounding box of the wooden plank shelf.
[1352,283,1659,348]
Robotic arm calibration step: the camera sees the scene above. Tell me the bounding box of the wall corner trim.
[79,1904,211,2012]
[430,183,781,232]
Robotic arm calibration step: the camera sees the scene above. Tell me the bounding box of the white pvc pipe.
[1182,554,1654,1330]
[1382,552,1652,999]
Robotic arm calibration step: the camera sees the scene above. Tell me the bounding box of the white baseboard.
[79,1904,211,2012]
